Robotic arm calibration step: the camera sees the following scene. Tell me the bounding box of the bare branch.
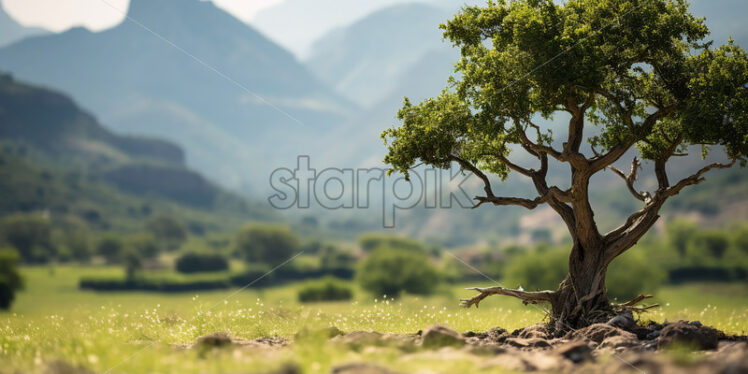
[608,157,646,201]
[662,159,738,198]
[460,286,554,308]
[472,195,544,210]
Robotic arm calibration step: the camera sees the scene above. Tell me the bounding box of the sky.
[0,0,423,57]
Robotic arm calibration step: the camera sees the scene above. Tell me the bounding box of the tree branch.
[460,286,554,308]
[608,157,646,201]
[512,117,564,161]
[662,159,738,198]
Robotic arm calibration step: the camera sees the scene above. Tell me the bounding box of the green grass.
[1,266,746,373]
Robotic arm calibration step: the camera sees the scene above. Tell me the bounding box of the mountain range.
[0,72,272,233]
[0,0,355,194]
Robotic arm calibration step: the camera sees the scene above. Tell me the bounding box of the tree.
[0,248,23,310]
[96,235,124,264]
[0,213,55,263]
[357,247,440,296]
[146,214,187,251]
[122,250,142,282]
[235,224,299,266]
[381,0,747,330]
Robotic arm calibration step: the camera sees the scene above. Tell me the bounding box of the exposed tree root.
[460,286,555,308]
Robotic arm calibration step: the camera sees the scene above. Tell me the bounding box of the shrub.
[606,249,666,300]
[0,213,55,263]
[96,235,124,264]
[146,214,187,251]
[123,250,142,281]
[357,247,440,296]
[235,224,299,266]
[358,233,424,253]
[176,252,229,274]
[505,247,568,291]
[128,233,159,259]
[79,277,230,292]
[297,277,353,303]
[0,248,23,310]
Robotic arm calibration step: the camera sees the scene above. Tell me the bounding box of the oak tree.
[381,0,747,330]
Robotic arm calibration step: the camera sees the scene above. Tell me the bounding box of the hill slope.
[0,0,355,193]
[0,73,273,231]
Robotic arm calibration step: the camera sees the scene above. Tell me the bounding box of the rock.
[294,326,343,340]
[645,330,661,340]
[518,323,550,339]
[607,310,635,331]
[195,332,232,348]
[657,320,720,350]
[466,343,507,355]
[689,321,703,328]
[505,337,552,349]
[483,353,538,371]
[600,335,641,350]
[420,324,465,348]
[555,340,594,364]
[331,363,401,374]
[381,333,419,351]
[332,331,384,349]
[572,323,635,344]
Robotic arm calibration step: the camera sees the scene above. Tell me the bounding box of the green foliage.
[297,277,353,303]
[0,213,55,263]
[127,233,159,259]
[96,235,124,264]
[0,248,23,310]
[319,246,356,271]
[382,0,746,181]
[175,252,229,274]
[606,249,667,300]
[146,214,187,251]
[358,233,424,252]
[235,224,299,266]
[504,247,568,291]
[357,247,440,296]
[122,250,142,282]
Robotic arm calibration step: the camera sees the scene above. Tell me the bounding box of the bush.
[96,235,124,264]
[0,213,55,263]
[357,247,439,296]
[128,233,159,259]
[79,276,230,292]
[358,233,424,252]
[505,247,568,291]
[176,252,229,274]
[606,249,666,300]
[297,277,353,303]
[235,224,299,266]
[146,214,187,251]
[0,248,23,310]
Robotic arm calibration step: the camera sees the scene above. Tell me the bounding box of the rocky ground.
[44,312,748,374]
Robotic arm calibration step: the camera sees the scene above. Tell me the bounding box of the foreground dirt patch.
[183,316,747,374]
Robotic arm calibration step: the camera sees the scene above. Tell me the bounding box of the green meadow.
[1,266,745,374]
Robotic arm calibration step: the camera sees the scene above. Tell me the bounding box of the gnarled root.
[613,294,660,314]
[460,286,555,308]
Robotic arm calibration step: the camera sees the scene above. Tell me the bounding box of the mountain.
[0,0,355,194]
[0,3,48,48]
[0,73,272,228]
[306,3,450,108]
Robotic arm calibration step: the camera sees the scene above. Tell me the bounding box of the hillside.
[0,0,355,193]
[0,73,274,232]
[306,3,449,108]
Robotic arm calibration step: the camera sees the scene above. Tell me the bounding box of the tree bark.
[549,242,613,331]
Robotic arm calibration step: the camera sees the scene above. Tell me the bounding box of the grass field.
[1,266,746,373]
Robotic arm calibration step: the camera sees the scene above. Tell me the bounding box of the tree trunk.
[548,243,614,331]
